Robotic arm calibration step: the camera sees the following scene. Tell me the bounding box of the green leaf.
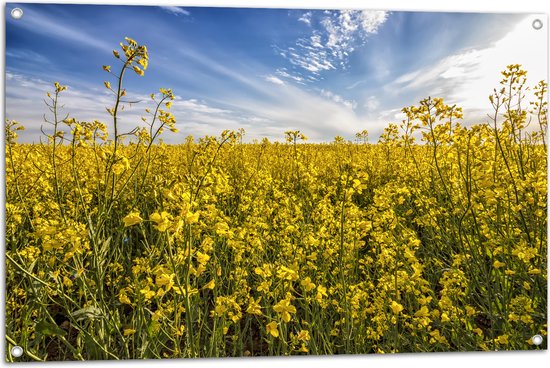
[35,320,67,337]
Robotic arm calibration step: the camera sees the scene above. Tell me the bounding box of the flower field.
[4,39,548,360]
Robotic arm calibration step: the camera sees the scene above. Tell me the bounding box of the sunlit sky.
[5,4,548,143]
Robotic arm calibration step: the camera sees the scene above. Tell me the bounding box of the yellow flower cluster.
[4,39,547,362]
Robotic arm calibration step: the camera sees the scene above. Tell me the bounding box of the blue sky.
[5,4,548,143]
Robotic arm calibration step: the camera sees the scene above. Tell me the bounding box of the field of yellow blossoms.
[4,39,548,361]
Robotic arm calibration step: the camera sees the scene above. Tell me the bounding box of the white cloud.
[277,39,336,74]
[264,75,285,85]
[5,71,248,143]
[453,16,547,112]
[392,69,421,85]
[279,10,388,79]
[176,99,232,115]
[298,11,312,26]
[246,92,364,141]
[320,89,357,110]
[388,15,547,119]
[6,49,51,65]
[346,80,366,90]
[172,68,370,141]
[390,50,482,92]
[6,72,130,141]
[275,68,306,84]
[8,68,367,143]
[377,108,403,121]
[365,96,380,111]
[160,6,190,16]
[360,11,390,33]
[176,46,280,99]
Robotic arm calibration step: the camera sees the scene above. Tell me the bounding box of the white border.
[1,1,549,367]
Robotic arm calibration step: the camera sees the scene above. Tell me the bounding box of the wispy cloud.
[6,49,51,65]
[278,35,334,74]
[278,10,388,79]
[6,71,112,140]
[6,70,234,143]
[175,46,278,100]
[387,15,547,118]
[298,11,312,26]
[264,75,285,85]
[320,89,357,110]
[160,6,190,16]
[364,96,380,111]
[6,47,376,144]
[228,82,370,141]
[275,68,306,85]
[176,98,232,115]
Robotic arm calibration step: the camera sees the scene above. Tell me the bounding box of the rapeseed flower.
[266,321,279,338]
[273,298,296,323]
[123,211,143,227]
[150,211,171,232]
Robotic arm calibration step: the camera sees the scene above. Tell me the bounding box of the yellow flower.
[123,211,143,227]
[133,65,144,76]
[152,310,164,321]
[273,298,296,323]
[119,292,131,305]
[51,270,60,280]
[175,325,185,337]
[390,301,404,314]
[162,189,176,201]
[414,306,429,318]
[495,334,509,345]
[155,273,174,291]
[277,265,298,281]
[63,276,73,288]
[246,297,262,316]
[173,286,198,297]
[493,260,506,269]
[140,287,156,300]
[185,211,200,224]
[316,285,328,302]
[138,58,148,70]
[150,211,171,232]
[123,328,136,336]
[203,279,216,290]
[266,321,279,338]
[196,251,210,265]
[300,277,316,292]
[257,281,271,294]
[112,163,125,175]
[297,330,310,341]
